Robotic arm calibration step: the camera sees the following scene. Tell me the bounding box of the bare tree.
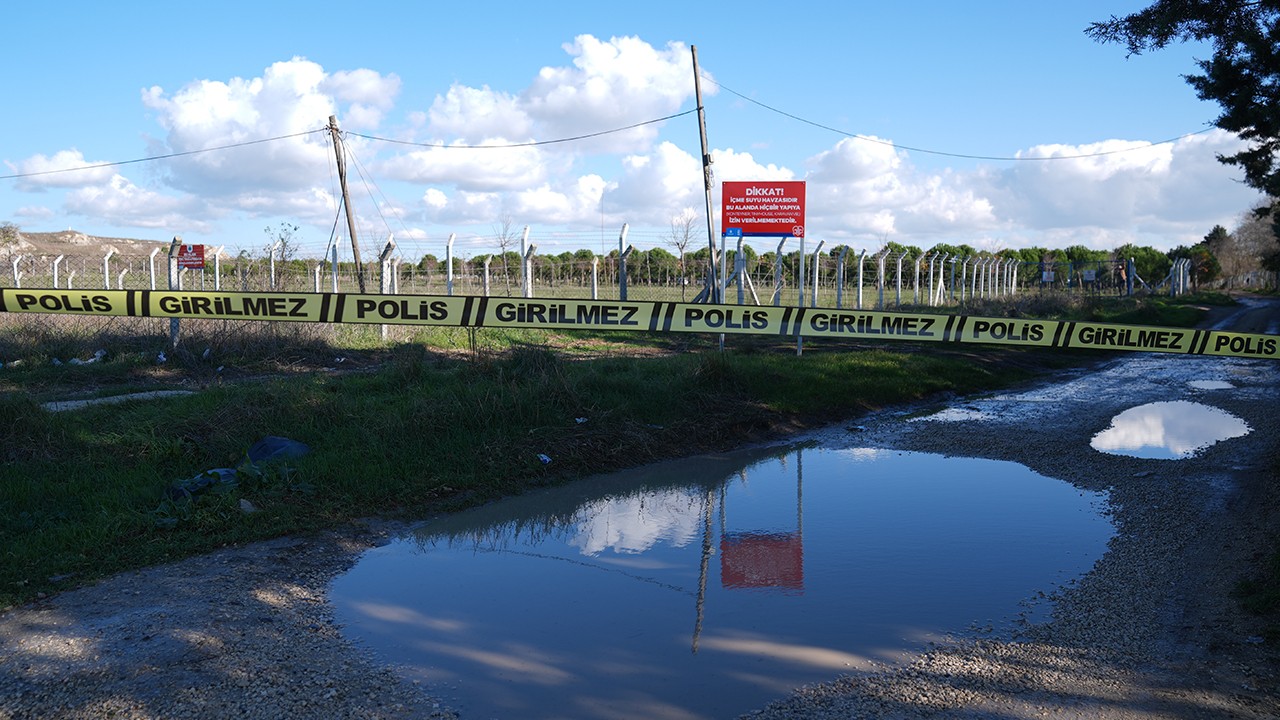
[493,213,517,296]
[1223,203,1276,288]
[667,208,697,299]
[263,222,301,262]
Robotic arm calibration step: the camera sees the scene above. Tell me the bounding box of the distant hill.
[3,229,169,259]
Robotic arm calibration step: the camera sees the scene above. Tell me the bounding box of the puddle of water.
[1188,380,1235,391]
[908,406,992,423]
[1091,401,1250,459]
[332,446,1111,719]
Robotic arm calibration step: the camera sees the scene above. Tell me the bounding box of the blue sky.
[0,1,1263,260]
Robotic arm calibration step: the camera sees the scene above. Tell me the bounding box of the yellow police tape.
[2,288,1276,360]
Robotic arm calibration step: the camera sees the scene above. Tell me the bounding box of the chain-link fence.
[0,245,1169,311]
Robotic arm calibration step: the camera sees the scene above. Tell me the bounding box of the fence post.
[895,254,905,306]
[102,249,116,290]
[313,263,322,292]
[379,237,397,294]
[772,239,787,306]
[518,226,532,298]
[591,257,599,300]
[810,240,825,308]
[946,256,955,303]
[11,256,22,288]
[619,244,634,301]
[524,243,538,299]
[148,248,160,289]
[736,235,747,305]
[167,237,181,349]
[856,249,866,310]
[331,244,339,293]
[877,250,887,309]
[835,246,848,309]
[52,255,64,289]
[1127,258,1135,296]
[67,270,76,289]
[446,233,456,296]
[483,256,492,297]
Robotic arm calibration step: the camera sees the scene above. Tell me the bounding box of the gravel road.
[2,299,1279,719]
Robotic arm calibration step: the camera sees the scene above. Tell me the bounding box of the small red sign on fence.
[177,244,205,269]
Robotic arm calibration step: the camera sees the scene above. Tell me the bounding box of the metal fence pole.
[810,240,825,308]
[835,247,848,309]
[102,249,115,290]
[167,237,181,349]
[773,239,786,306]
[446,233,456,296]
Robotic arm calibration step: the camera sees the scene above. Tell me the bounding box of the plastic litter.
[163,436,311,501]
[157,352,167,364]
[537,453,552,465]
[247,436,311,464]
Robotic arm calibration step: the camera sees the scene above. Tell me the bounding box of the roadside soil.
[1,297,1279,719]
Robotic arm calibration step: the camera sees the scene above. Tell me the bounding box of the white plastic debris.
[157,352,167,364]
[537,453,552,465]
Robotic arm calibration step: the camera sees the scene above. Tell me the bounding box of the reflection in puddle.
[1188,380,1235,391]
[1091,401,1250,459]
[332,446,1111,720]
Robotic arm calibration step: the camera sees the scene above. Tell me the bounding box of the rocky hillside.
[3,229,168,259]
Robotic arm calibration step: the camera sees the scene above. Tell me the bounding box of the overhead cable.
[0,129,328,181]
[705,75,1216,161]
[346,109,697,149]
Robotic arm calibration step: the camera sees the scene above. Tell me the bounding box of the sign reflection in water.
[331,445,1112,720]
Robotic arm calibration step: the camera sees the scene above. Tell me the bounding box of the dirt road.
[2,297,1279,719]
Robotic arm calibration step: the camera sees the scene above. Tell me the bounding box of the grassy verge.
[0,292,1230,609]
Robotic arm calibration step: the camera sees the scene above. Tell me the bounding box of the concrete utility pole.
[691,45,718,301]
[328,115,366,292]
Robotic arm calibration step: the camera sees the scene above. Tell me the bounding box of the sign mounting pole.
[691,45,718,302]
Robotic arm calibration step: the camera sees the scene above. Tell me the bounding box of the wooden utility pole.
[328,115,366,292]
[691,45,718,302]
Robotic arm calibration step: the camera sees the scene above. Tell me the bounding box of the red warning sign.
[177,244,205,270]
[721,180,806,237]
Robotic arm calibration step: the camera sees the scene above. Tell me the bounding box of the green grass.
[0,292,1225,609]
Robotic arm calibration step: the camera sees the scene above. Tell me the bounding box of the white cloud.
[139,57,377,198]
[971,129,1262,249]
[378,142,551,191]
[428,84,531,142]
[64,174,211,232]
[15,205,54,221]
[10,150,116,190]
[521,35,700,153]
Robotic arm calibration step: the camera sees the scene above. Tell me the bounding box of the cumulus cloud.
[10,150,116,190]
[378,142,552,192]
[520,35,700,153]
[427,84,531,142]
[64,174,211,232]
[970,129,1262,249]
[4,37,1261,254]
[139,57,388,199]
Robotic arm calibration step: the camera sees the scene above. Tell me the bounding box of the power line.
[704,75,1216,161]
[346,109,697,149]
[0,129,328,181]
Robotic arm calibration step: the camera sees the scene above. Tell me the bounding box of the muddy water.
[332,445,1111,720]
